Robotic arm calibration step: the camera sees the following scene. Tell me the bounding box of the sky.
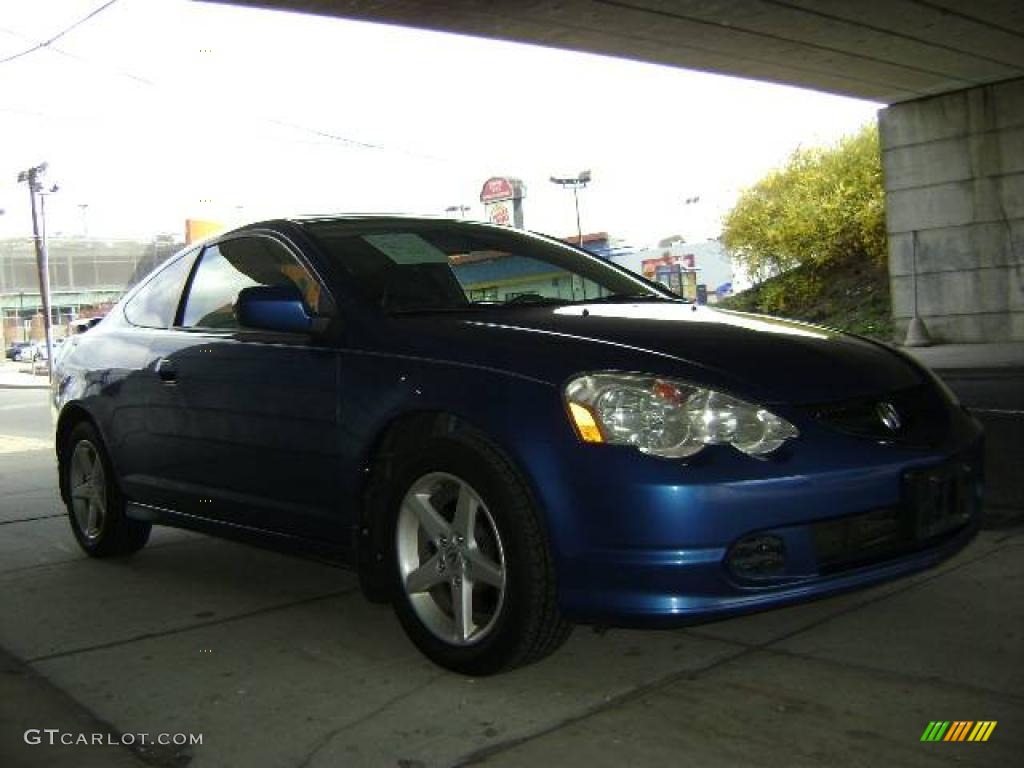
[0,0,880,248]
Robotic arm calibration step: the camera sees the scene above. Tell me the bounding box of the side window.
[123,253,193,328]
[181,237,322,329]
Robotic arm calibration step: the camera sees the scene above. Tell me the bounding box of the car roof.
[229,213,523,235]
[286,213,473,225]
[229,214,570,248]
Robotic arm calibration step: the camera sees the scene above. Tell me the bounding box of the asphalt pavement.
[0,363,1021,767]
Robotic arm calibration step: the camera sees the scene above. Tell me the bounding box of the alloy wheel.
[69,440,107,541]
[396,472,507,646]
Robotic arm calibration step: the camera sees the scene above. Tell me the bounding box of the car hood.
[391,302,924,404]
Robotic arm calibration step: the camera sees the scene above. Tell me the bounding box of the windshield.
[303,221,673,313]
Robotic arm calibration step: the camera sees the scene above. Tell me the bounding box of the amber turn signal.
[567,401,604,443]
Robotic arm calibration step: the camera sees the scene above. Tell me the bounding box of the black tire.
[62,421,151,557]
[384,433,572,675]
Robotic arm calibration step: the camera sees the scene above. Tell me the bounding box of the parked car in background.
[16,339,65,373]
[15,342,42,363]
[52,215,983,674]
[5,341,33,361]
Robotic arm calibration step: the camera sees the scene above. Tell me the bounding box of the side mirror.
[235,284,315,334]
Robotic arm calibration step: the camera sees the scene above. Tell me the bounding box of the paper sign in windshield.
[364,233,450,265]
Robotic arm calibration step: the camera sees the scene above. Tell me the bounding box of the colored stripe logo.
[920,721,997,742]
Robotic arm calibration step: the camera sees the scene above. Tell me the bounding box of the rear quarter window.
[123,253,193,328]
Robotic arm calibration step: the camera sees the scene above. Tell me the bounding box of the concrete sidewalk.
[0,649,152,768]
[2,508,1020,767]
[0,361,50,390]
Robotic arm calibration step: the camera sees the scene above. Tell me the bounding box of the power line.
[0,2,457,164]
[0,0,120,66]
[0,23,158,86]
[0,27,451,162]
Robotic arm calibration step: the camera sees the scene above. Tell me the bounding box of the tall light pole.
[682,194,701,241]
[40,181,60,351]
[78,203,89,236]
[17,163,56,380]
[549,170,591,247]
[40,182,60,312]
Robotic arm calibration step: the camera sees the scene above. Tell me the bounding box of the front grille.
[808,384,949,446]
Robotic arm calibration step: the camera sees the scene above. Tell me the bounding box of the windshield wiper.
[388,305,491,315]
[500,294,570,307]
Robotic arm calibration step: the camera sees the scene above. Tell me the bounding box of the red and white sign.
[480,177,516,202]
[486,201,512,226]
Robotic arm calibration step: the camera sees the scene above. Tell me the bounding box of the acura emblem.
[876,401,902,431]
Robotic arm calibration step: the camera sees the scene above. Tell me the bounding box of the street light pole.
[78,203,89,237]
[572,186,581,246]
[549,170,591,247]
[40,183,60,331]
[682,195,701,241]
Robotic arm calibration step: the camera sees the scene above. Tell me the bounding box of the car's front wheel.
[62,422,151,557]
[387,436,572,675]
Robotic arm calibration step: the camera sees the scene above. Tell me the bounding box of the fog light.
[729,534,786,578]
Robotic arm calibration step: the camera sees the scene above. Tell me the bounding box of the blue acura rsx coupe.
[52,215,983,674]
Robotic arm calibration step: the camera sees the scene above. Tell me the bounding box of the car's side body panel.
[129,328,343,540]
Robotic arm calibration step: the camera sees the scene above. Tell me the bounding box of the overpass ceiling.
[209,1,1024,104]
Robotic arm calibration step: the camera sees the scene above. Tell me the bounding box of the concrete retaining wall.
[880,77,1024,343]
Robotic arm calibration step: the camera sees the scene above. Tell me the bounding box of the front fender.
[337,349,580,554]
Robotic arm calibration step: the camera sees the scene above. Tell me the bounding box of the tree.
[721,124,886,283]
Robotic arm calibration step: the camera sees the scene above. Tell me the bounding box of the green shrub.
[722,124,887,280]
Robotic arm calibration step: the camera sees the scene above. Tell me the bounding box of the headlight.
[564,373,798,458]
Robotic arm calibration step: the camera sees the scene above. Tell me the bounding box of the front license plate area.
[904,461,975,541]
[813,506,909,574]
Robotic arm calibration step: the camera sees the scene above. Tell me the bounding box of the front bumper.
[543,424,984,628]
[559,511,980,627]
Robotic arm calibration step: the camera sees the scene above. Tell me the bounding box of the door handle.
[155,358,177,384]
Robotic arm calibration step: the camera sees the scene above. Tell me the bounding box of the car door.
[100,247,199,504]
[140,232,344,543]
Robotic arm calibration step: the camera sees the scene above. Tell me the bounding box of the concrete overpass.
[210,0,1024,343]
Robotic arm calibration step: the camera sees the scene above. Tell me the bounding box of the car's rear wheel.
[63,422,151,557]
[386,436,572,675]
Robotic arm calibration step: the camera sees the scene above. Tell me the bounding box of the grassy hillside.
[718,258,893,340]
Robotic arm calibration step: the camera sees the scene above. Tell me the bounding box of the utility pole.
[17,163,56,381]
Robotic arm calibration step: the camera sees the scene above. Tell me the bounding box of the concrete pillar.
[879,77,1024,343]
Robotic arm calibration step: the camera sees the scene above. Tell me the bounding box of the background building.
[611,238,731,302]
[0,235,181,344]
